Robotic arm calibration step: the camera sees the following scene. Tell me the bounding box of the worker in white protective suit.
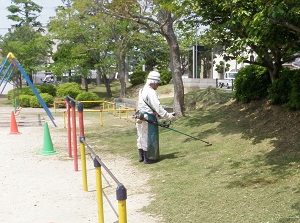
[136,71,175,164]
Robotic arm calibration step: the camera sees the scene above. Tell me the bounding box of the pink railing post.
[66,97,72,158]
[71,100,78,171]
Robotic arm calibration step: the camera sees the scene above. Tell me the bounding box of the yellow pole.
[54,102,57,113]
[116,184,127,223]
[100,110,103,126]
[94,158,104,223]
[63,111,66,128]
[118,200,127,223]
[80,141,88,191]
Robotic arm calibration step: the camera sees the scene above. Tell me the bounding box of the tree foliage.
[96,0,192,116]
[234,65,271,102]
[193,0,300,83]
[49,0,142,96]
[0,24,52,86]
[7,0,43,27]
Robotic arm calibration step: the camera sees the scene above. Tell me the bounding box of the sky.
[0,0,63,36]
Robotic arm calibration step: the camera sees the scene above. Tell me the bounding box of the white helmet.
[147,71,160,82]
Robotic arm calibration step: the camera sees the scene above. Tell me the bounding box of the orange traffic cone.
[9,111,21,134]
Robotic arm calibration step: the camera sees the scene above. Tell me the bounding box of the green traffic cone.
[38,122,58,155]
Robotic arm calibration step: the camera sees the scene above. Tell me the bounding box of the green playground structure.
[0,52,57,127]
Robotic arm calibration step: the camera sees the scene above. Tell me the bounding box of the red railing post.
[78,102,88,191]
[71,100,78,171]
[66,96,72,158]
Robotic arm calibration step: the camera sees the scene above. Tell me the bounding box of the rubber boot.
[138,149,144,162]
[143,151,155,164]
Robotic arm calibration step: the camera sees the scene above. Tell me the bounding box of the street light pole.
[195,35,198,79]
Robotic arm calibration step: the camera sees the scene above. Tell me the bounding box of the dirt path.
[0,107,162,223]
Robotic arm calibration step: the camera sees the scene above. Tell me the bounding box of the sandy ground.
[0,107,163,223]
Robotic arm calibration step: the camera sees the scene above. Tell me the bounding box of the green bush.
[76,92,100,108]
[37,84,57,97]
[19,95,32,107]
[287,74,300,109]
[234,65,271,102]
[267,68,296,105]
[7,89,14,101]
[7,86,39,100]
[159,70,172,85]
[56,82,82,99]
[130,71,147,86]
[30,93,54,108]
[130,70,172,86]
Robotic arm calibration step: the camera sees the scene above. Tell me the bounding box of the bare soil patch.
[0,106,162,223]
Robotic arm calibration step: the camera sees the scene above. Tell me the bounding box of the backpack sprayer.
[134,111,212,146]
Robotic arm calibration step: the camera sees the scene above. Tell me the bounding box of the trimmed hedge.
[159,70,172,85]
[130,70,172,86]
[19,95,32,107]
[76,92,100,108]
[268,68,300,110]
[8,86,39,100]
[56,82,82,99]
[234,65,271,102]
[130,71,147,86]
[37,84,57,97]
[30,93,54,108]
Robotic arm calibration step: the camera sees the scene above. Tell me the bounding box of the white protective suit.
[136,84,169,151]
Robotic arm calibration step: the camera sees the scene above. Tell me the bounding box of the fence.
[65,96,128,223]
[57,98,136,127]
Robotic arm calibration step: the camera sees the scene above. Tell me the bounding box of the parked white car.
[219,69,239,89]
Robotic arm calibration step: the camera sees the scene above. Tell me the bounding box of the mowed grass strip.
[4,85,300,223]
[76,87,300,223]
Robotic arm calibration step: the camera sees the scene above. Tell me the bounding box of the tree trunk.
[82,76,89,92]
[261,49,282,83]
[68,69,72,82]
[102,74,112,97]
[96,72,101,85]
[29,73,33,84]
[160,14,184,117]
[19,74,22,88]
[117,54,126,97]
[268,65,281,83]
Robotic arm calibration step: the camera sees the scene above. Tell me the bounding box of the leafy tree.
[129,35,170,72]
[1,0,50,88]
[7,0,43,27]
[193,0,300,83]
[96,0,194,117]
[0,24,52,87]
[51,42,77,80]
[49,0,139,96]
[259,0,300,34]
[49,1,95,92]
[234,65,271,102]
[215,61,230,79]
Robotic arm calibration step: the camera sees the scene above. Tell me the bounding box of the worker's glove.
[165,112,176,121]
[134,110,145,124]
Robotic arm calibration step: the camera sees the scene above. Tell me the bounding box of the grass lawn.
[78,86,300,222]
[2,82,300,222]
